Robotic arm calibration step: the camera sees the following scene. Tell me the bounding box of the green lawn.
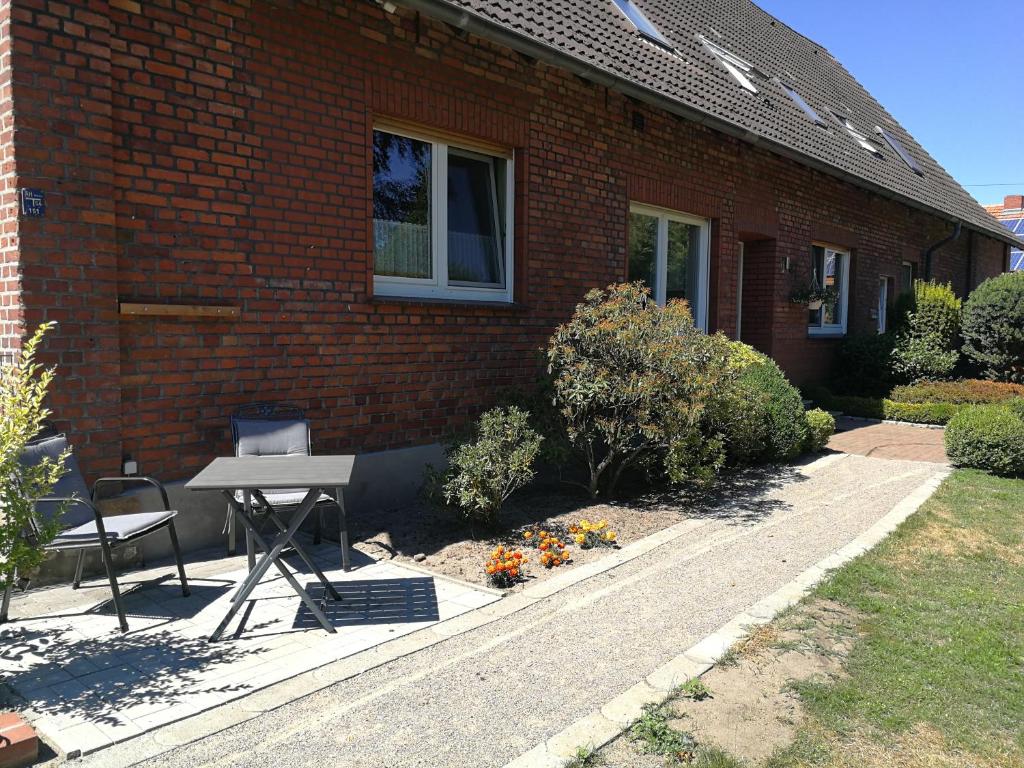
[770,469,1024,767]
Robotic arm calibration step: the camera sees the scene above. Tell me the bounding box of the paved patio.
[828,417,948,464]
[0,541,497,757]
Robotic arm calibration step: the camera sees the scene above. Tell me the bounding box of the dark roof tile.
[411,0,1022,246]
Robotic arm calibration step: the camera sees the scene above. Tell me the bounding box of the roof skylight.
[832,112,880,155]
[876,127,924,175]
[779,82,825,126]
[699,36,760,94]
[611,0,674,50]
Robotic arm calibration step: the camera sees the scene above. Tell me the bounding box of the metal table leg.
[212,489,336,641]
[252,490,341,601]
[335,486,350,571]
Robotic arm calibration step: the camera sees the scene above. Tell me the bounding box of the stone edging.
[838,415,946,430]
[501,467,951,768]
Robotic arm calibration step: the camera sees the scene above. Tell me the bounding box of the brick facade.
[3,0,1009,480]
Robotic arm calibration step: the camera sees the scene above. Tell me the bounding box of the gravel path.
[83,453,942,768]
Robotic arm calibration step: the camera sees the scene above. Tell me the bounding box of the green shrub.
[891,280,961,382]
[547,283,733,498]
[717,357,807,465]
[1,323,66,591]
[945,405,1024,476]
[806,385,959,425]
[833,332,897,396]
[433,406,542,525]
[890,379,1024,405]
[961,272,1024,383]
[803,408,835,452]
[725,340,771,372]
[1009,398,1024,421]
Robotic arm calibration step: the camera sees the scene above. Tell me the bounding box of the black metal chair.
[1,433,190,633]
[225,404,340,567]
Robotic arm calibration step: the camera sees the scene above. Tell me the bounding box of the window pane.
[447,152,503,286]
[809,246,824,326]
[373,131,432,279]
[822,250,842,326]
[666,220,701,310]
[628,213,658,292]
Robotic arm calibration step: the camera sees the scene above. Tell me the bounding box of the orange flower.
[513,551,523,560]
[539,531,549,538]
[523,530,533,539]
[539,542,549,551]
[509,568,519,578]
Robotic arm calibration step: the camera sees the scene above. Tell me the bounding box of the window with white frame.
[628,204,710,330]
[808,245,850,336]
[372,127,513,302]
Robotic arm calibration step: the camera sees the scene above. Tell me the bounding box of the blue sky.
[755,0,1024,207]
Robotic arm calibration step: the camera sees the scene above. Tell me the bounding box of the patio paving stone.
[0,541,498,757]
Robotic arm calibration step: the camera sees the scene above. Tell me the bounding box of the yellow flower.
[523,530,533,539]
[605,531,617,542]
[574,533,585,544]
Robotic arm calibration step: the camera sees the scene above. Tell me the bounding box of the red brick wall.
[6,0,1009,480]
[0,3,20,361]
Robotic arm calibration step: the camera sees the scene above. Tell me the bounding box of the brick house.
[984,195,1024,270]
[1,0,1020,508]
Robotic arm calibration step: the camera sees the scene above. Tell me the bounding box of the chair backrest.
[232,418,311,458]
[18,434,94,530]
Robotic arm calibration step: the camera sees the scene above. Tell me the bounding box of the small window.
[373,128,513,302]
[628,204,710,330]
[699,36,759,94]
[900,260,916,294]
[611,0,673,49]
[832,112,879,155]
[808,245,850,336]
[876,127,924,176]
[780,82,825,126]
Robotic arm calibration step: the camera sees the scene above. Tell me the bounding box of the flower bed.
[349,490,682,590]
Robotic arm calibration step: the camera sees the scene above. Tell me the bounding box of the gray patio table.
[186,455,355,641]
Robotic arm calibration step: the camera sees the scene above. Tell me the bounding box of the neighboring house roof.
[1001,218,1024,270]
[395,0,1024,248]
[987,196,1024,269]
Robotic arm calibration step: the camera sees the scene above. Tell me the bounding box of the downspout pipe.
[923,221,961,281]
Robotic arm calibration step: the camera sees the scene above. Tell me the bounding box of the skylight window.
[699,36,759,94]
[611,0,674,50]
[779,81,825,126]
[832,112,880,155]
[876,127,924,175]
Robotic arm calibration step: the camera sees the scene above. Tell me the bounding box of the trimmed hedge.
[890,379,1024,405]
[945,405,1024,476]
[805,386,959,425]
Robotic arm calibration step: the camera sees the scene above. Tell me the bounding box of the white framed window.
[808,244,850,337]
[372,126,514,302]
[900,260,916,294]
[628,203,711,330]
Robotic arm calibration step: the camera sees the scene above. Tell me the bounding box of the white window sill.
[807,326,847,338]
[373,281,513,305]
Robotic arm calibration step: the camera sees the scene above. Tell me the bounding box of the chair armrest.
[92,476,172,511]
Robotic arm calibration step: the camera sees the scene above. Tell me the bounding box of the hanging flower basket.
[788,280,837,309]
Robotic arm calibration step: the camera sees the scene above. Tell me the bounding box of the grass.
[563,745,603,767]
[770,469,1024,766]
[629,703,697,762]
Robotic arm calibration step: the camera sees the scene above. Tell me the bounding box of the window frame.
[807,244,850,338]
[699,36,760,94]
[628,202,711,331]
[877,275,890,334]
[372,125,515,303]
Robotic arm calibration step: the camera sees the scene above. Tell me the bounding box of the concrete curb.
[502,467,951,768]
